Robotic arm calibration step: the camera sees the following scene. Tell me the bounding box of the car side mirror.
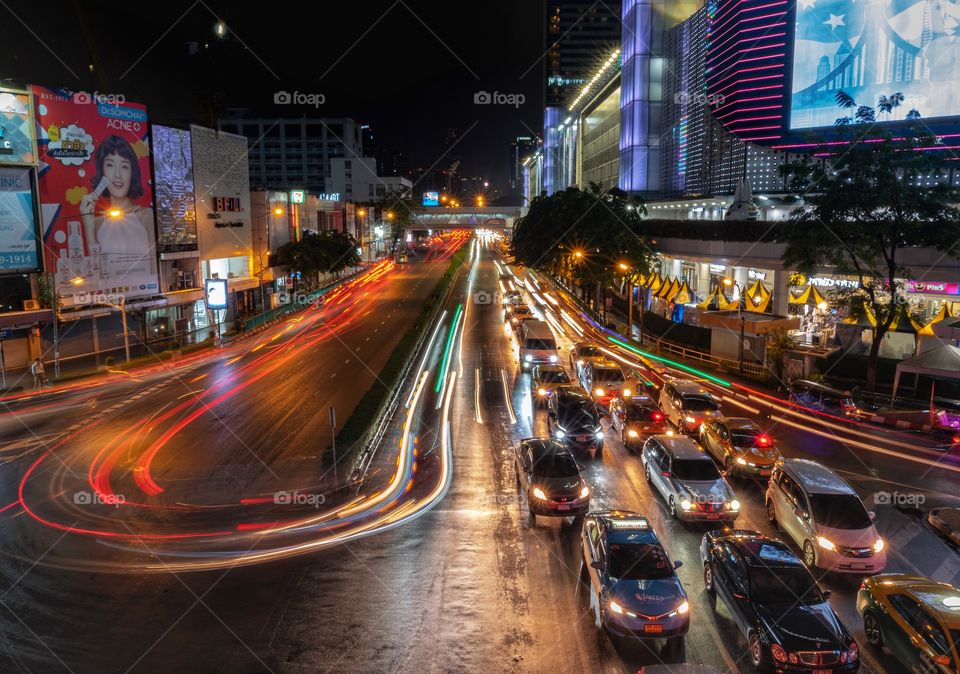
[822,590,832,599]
[661,470,670,477]
[934,655,951,666]
[591,561,604,570]
[869,511,876,522]
[674,560,683,569]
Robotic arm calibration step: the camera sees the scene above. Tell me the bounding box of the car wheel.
[645,463,652,483]
[704,562,715,594]
[579,556,590,585]
[594,443,603,459]
[749,632,767,670]
[863,610,883,647]
[766,500,777,527]
[666,636,685,658]
[669,496,678,519]
[803,540,816,568]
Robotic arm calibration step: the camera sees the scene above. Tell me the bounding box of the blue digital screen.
[422,191,439,207]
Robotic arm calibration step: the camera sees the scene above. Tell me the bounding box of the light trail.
[474,368,484,424]
[500,368,517,425]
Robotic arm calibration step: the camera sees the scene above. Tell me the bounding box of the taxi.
[580,510,688,651]
[531,364,571,407]
[857,574,960,673]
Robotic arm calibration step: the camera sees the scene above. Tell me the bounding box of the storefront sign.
[709,264,726,274]
[204,278,227,309]
[290,189,306,204]
[0,90,35,165]
[906,280,960,295]
[0,166,40,271]
[808,276,859,289]
[316,193,339,202]
[748,268,767,281]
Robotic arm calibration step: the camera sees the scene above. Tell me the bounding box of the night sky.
[1,0,545,191]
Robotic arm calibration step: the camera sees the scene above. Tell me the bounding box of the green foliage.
[764,327,798,384]
[356,187,425,250]
[781,92,960,389]
[274,230,361,286]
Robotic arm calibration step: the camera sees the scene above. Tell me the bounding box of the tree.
[782,93,960,390]
[764,327,798,387]
[378,187,423,254]
[511,183,656,312]
[275,230,361,288]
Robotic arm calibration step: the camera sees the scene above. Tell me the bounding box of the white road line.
[720,395,761,415]
[500,368,516,425]
[474,368,483,424]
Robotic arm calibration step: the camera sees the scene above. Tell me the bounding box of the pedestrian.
[30,358,46,391]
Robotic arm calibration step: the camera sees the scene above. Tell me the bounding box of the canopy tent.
[646,273,663,292]
[789,284,828,307]
[920,304,954,336]
[843,304,923,334]
[658,277,678,300]
[892,344,960,396]
[842,302,877,327]
[697,286,731,310]
[672,280,693,305]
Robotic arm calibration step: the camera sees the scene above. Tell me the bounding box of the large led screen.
[790,0,960,129]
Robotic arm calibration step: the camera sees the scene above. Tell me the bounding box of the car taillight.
[771,644,787,663]
[757,435,771,447]
[652,411,664,422]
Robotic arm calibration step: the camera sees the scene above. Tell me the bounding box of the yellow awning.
[789,285,828,306]
[746,279,771,301]
[647,273,662,291]
[673,281,693,305]
[919,304,953,336]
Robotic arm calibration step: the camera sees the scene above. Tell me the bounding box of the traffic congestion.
[493,253,960,674]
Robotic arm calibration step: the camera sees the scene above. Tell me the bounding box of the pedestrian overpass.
[412,206,524,232]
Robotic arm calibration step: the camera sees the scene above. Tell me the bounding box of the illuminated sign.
[808,276,859,289]
[906,281,960,296]
[423,191,440,207]
[290,189,306,204]
[204,278,228,309]
[748,268,767,281]
[709,264,726,274]
[316,192,339,201]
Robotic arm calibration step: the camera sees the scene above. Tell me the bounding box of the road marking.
[500,368,516,425]
[475,368,483,424]
[720,395,760,415]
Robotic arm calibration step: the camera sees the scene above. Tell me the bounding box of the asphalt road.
[0,238,957,673]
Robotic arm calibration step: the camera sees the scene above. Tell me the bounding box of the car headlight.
[729,499,741,510]
[549,355,558,363]
[627,429,639,438]
[736,456,747,465]
[580,486,590,498]
[577,359,584,366]
[555,430,565,439]
[685,415,696,424]
[595,429,604,440]
[609,600,624,615]
[873,538,885,553]
[676,600,689,615]
[622,388,632,397]
[532,487,547,500]
[524,354,533,362]
[595,388,605,397]
[680,499,692,511]
[771,644,788,663]
[537,387,547,396]
[817,536,837,551]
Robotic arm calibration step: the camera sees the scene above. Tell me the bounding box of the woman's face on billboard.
[103,153,132,199]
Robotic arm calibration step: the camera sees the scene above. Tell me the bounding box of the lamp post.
[724,278,746,372]
[619,262,633,340]
[255,206,284,317]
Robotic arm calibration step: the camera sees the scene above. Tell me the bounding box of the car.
[857,574,960,673]
[505,302,534,328]
[641,434,740,522]
[501,290,523,308]
[547,386,604,457]
[518,320,559,370]
[788,380,862,418]
[396,253,408,264]
[581,511,688,649]
[569,341,608,376]
[579,360,628,410]
[609,396,668,450]
[531,365,571,407]
[765,459,886,573]
[699,418,780,478]
[700,529,861,672]
[659,380,721,434]
[514,438,590,525]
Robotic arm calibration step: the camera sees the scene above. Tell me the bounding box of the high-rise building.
[545,2,622,108]
[216,117,364,194]
[510,136,539,193]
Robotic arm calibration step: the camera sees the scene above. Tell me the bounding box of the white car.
[765,458,886,573]
[658,379,721,434]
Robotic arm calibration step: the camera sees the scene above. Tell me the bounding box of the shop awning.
[789,284,828,307]
[893,344,960,396]
[659,278,679,300]
[919,304,953,336]
[0,308,54,328]
[646,273,662,292]
[673,280,693,304]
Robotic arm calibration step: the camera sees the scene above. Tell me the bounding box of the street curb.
[929,507,960,547]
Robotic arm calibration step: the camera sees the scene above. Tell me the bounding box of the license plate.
[813,670,831,674]
[760,469,772,476]
[576,435,590,442]
[643,623,663,633]
[850,562,867,570]
[706,514,720,520]
[557,504,571,511]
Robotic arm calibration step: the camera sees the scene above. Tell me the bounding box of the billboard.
[790,0,960,129]
[0,90,36,165]
[0,167,40,271]
[423,191,439,207]
[31,86,158,305]
[152,125,197,252]
[204,278,227,309]
[191,125,252,262]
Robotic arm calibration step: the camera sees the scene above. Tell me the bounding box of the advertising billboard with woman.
[31,85,159,306]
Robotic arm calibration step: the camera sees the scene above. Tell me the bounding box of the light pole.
[255,206,284,317]
[724,278,746,373]
[619,262,633,340]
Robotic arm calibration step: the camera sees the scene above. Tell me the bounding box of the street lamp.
[254,207,284,318]
[618,262,636,341]
[723,278,746,373]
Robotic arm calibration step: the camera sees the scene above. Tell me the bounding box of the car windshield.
[809,494,872,529]
[579,346,603,357]
[538,370,569,383]
[531,451,580,478]
[524,339,555,350]
[731,430,762,448]
[671,459,720,481]
[625,405,655,421]
[749,566,824,604]
[558,405,598,429]
[608,543,674,580]
[682,396,718,412]
[593,368,624,385]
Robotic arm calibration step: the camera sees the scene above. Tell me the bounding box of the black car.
[514,438,590,525]
[700,530,860,672]
[547,386,604,458]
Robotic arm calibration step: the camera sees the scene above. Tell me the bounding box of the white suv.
[658,380,721,434]
[765,458,886,574]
